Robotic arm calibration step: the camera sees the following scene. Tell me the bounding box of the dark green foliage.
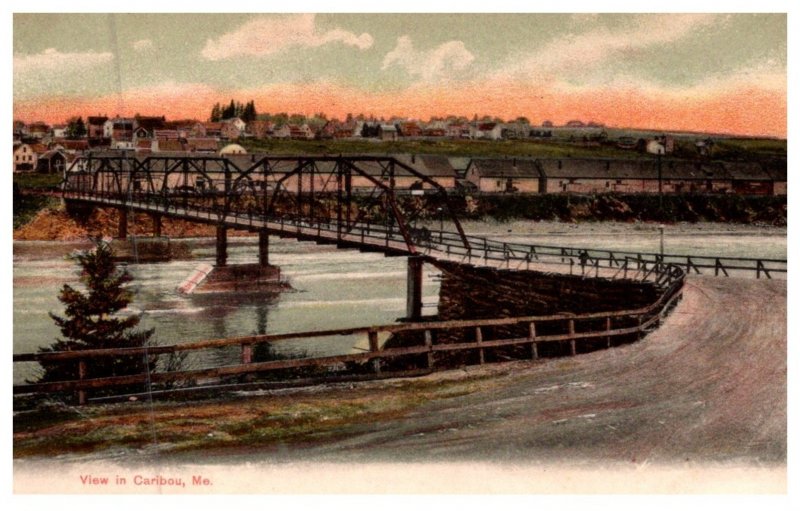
[210,102,222,122]
[241,100,257,123]
[65,116,86,139]
[464,193,786,225]
[32,241,157,392]
[13,183,60,229]
[212,99,256,122]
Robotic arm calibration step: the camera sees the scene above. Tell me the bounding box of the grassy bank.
[13,173,62,229]
[242,137,642,159]
[13,371,496,458]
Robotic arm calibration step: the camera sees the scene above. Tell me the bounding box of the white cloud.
[132,39,154,52]
[201,14,373,60]
[499,14,721,80]
[14,48,114,75]
[548,63,786,101]
[382,36,475,81]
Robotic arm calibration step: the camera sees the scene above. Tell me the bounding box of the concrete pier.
[117,208,128,240]
[152,213,162,238]
[406,256,424,320]
[259,229,269,267]
[179,263,283,294]
[216,224,228,267]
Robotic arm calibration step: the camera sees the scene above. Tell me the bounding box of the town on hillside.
[12,107,787,197]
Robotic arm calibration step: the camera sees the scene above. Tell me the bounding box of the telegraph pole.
[657,152,663,211]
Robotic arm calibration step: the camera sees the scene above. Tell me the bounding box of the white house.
[473,122,503,140]
[646,140,666,155]
[13,143,39,172]
[223,117,247,132]
[51,125,67,139]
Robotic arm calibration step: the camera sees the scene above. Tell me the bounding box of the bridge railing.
[61,187,786,280]
[13,263,685,405]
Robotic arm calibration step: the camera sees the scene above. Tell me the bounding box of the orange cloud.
[14,78,786,138]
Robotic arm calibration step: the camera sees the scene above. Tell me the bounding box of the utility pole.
[657,152,663,211]
[437,207,443,243]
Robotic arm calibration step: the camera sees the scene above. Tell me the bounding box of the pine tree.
[241,100,257,123]
[74,117,86,138]
[66,116,87,139]
[210,103,221,122]
[222,99,236,119]
[33,240,157,394]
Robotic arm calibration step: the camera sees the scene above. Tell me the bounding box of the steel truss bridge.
[11,152,785,404]
[62,153,785,280]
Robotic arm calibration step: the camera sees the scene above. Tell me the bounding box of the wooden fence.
[13,263,685,405]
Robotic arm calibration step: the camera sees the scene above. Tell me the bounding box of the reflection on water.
[13,224,786,384]
[13,237,437,384]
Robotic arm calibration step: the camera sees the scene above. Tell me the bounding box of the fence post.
[77,359,87,405]
[606,316,612,348]
[529,322,538,360]
[568,319,576,356]
[369,330,381,374]
[475,326,484,365]
[241,343,253,364]
[424,329,434,369]
[637,315,643,341]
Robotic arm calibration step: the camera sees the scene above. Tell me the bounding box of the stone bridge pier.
[214,226,270,269]
[406,256,424,321]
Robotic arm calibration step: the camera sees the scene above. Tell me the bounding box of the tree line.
[210,100,257,123]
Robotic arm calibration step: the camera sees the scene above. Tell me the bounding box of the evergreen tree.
[32,240,157,395]
[210,103,221,122]
[65,116,87,139]
[222,99,236,119]
[241,100,257,122]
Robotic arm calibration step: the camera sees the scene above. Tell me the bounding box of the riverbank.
[13,192,787,242]
[13,205,255,241]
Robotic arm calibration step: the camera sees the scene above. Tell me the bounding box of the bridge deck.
[64,191,785,281]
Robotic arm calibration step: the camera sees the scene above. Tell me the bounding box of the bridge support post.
[258,229,269,267]
[152,214,162,238]
[216,224,228,267]
[406,256,424,321]
[117,208,128,240]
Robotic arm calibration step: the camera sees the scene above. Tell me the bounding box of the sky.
[12,12,787,137]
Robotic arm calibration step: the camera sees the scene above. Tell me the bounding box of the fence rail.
[14,262,685,403]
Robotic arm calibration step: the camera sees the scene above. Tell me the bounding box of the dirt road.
[270,275,787,465]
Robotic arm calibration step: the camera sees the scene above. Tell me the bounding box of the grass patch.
[241,138,641,160]
[14,172,63,190]
[13,375,495,458]
[13,173,62,229]
[13,193,60,229]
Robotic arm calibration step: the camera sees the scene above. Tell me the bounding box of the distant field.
[241,136,785,161]
[712,138,787,157]
[242,138,644,159]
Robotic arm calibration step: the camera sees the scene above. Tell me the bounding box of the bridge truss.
[63,152,471,256]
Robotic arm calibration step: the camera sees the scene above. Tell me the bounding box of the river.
[12,221,786,385]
